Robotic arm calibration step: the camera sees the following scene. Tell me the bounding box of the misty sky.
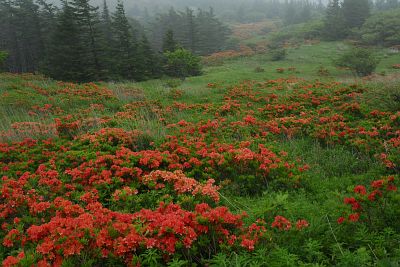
[51,0,328,11]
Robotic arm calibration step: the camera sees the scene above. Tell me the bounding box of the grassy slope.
[0,41,399,266]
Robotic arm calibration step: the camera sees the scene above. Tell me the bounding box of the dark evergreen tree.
[70,0,106,81]
[112,0,139,80]
[138,34,160,79]
[150,7,230,55]
[36,0,57,73]
[100,0,114,78]
[196,8,230,55]
[162,30,178,53]
[323,0,347,40]
[183,8,197,53]
[46,0,83,81]
[101,0,113,47]
[342,0,370,29]
[0,0,19,72]
[0,0,45,73]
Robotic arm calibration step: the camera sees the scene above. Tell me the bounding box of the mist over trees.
[1,0,400,81]
[0,0,230,82]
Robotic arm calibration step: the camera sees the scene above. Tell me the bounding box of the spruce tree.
[112,0,139,80]
[183,8,197,53]
[46,0,83,81]
[100,0,114,78]
[36,0,57,73]
[0,0,45,73]
[0,0,18,72]
[162,29,178,53]
[323,0,347,40]
[138,34,160,80]
[70,0,105,81]
[196,8,230,55]
[342,0,370,28]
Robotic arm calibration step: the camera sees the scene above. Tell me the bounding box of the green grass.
[1,41,399,142]
[133,41,400,105]
[0,40,399,265]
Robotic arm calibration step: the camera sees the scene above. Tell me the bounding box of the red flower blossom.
[371,180,385,189]
[337,217,345,224]
[353,185,366,195]
[348,213,360,222]
[271,216,291,231]
[368,190,382,201]
[296,219,309,230]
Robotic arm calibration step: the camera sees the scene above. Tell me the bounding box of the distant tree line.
[126,0,324,25]
[149,7,231,55]
[323,0,400,43]
[0,0,225,82]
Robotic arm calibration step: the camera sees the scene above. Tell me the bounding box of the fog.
[51,0,328,18]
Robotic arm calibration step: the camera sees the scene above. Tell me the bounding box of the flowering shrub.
[337,176,398,227]
[1,74,399,265]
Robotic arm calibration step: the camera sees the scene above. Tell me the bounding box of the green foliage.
[162,29,178,53]
[269,48,287,61]
[323,0,348,40]
[164,48,202,78]
[152,7,230,56]
[270,20,324,45]
[0,50,7,67]
[360,8,400,47]
[46,1,83,82]
[111,0,140,81]
[335,47,380,77]
[342,0,370,29]
[363,79,400,112]
[284,1,313,25]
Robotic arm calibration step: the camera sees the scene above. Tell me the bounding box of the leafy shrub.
[363,79,400,112]
[269,48,287,61]
[164,48,202,79]
[317,66,330,76]
[335,47,380,77]
[254,66,265,73]
[269,20,324,45]
[360,8,400,47]
[336,176,399,229]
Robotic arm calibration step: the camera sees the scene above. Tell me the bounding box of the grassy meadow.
[0,40,400,266]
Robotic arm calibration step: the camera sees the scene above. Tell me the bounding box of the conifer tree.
[100,0,114,78]
[112,0,139,80]
[323,0,347,40]
[36,0,57,72]
[70,0,105,81]
[162,30,178,53]
[196,8,230,55]
[101,0,113,47]
[0,0,45,73]
[342,0,370,29]
[46,0,83,81]
[0,0,18,72]
[138,34,160,80]
[183,8,197,53]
